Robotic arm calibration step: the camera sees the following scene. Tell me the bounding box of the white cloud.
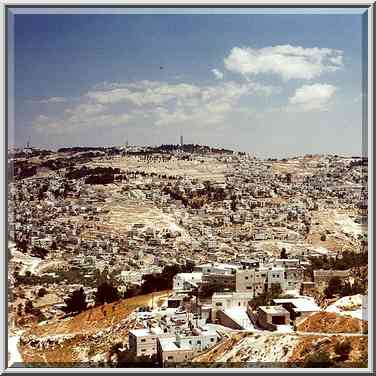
[33,102,131,135]
[33,79,277,135]
[39,97,67,104]
[224,45,343,80]
[86,82,201,106]
[212,68,224,80]
[288,83,337,111]
[154,80,275,126]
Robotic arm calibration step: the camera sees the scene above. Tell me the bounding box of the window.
[245,276,249,280]
[141,339,146,342]
[246,286,252,290]
[210,338,215,342]
[238,302,241,306]
[141,349,146,352]
[197,340,201,345]
[168,356,173,360]
[216,302,222,306]
[189,340,192,344]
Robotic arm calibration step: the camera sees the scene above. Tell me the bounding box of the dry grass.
[19,291,170,366]
[27,290,170,337]
[297,312,368,334]
[289,335,368,366]
[192,332,248,363]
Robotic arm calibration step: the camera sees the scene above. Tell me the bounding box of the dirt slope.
[19,291,169,366]
[298,312,368,334]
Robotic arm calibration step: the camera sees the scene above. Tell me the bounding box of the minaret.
[180,135,183,147]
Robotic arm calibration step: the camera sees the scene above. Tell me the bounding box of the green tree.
[249,284,282,309]
[280,248,288,259]
[95,282,119,305]
[64,287,87,314]
[17,303,23,316]
[324,276,342,298]
[37,287,47,298]
[24,299,33,314]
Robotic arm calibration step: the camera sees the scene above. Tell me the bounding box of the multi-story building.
[211,292,254,321]
[128,328,159,357]
[172,273,203,293]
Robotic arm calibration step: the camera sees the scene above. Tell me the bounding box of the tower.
[180,135,183,147]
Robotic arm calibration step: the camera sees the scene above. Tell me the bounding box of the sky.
[9,9,367,158]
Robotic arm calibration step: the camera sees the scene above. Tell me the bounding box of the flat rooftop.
[158,337,192,352]
[129,328,161,337]
[273,297,320,312]
[259,305,289,315]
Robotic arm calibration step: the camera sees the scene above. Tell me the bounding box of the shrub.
[24,299,33,314]
[280,248,288,259]
[324,276,342,298]
[334,340,352,361]
[37,287,47,298]
[304,351,334,368]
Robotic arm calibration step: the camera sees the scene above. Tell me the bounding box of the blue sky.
[9,9,367,157]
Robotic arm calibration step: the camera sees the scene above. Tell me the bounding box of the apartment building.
[128,328,159,357]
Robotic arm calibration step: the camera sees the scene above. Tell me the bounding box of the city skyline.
[9,9,366,157]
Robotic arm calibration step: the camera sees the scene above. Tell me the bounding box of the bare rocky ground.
[15,291,169,367]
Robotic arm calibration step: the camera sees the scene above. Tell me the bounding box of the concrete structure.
[202,272,236,292]
[212,292,254,321]
[313,269,350,284]
[175,327,218,355]
[172,273,203,293]
[255,305,290,331]
[167,295,187,308]
[158,337,193,365]
[235,259,305,296]
[217,307,254,330]
[235,269,267,296]
[273,297,320,324]
[194,263,239,275]
[129,328,159,357]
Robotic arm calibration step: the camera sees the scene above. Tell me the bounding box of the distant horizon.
[8,142,367,160]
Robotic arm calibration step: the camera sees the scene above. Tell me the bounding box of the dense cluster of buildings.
[8,147,367,355]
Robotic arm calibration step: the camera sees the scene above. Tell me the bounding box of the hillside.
[18,291,169,366]
[192,331,367,368]
[297,312,368,334]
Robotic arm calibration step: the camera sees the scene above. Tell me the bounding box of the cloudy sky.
[10,9,367,157]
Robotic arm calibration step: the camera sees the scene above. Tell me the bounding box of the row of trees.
[308,250,368,271]
[62,262,195,315]
[248,284,283,310]
[324,276,367,299]
[65,166,121,180]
